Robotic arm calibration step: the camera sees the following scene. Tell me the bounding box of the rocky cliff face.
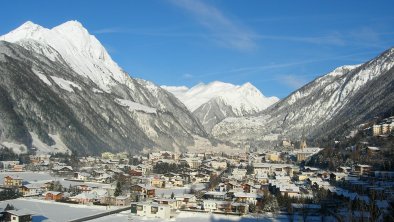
[212,48,394,143]
[0,21,208,154]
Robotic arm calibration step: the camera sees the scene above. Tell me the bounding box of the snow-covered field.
[94,211,289,222]
[0,197,291,222]
[0,198,317,222]
[0,171,107,188]
[0,198,115,221]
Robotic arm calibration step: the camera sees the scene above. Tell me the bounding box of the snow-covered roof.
[233,192,261,198]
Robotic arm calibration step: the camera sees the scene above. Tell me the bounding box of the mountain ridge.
[163,81,279,132]
[0,21,210,154]
[212,48,394,144]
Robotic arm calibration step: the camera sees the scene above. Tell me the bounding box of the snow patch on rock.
[115,98,156,114]
[32,68,52,86]
[50,76,81,92]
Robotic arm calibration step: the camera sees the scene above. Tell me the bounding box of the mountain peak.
[53,20,87,35]
[165,81,279,112]
[328,64,361,77]
[1,21,126,92]
[0,21,45,41]
[19,21,41,29]
[240,82,258,91]
[57,20,84,28]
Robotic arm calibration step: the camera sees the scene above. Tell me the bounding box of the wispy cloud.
[169,0,256,51]
[255,32,345,46]
[93,27,126,34]
[182,73,194,79]
[191,50,382,79]
[279,75,309,89]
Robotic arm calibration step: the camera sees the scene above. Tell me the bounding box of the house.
[0,161,20,170]
[255,173,269,184]
[3,176,23,187]
[210,160,227,170]
[70,192,98,204]
[151,177,166,188]
[203,200,219,212]
[12,165,25,172]
[231,168,247,180]
[1,209,33,222]
[91,170,106,177]
[203,191,227,200]
[100,196,116,205]
[131,184,155,200]
[153,198,177,209]
[44,191,63,201]
[266,152,281,162]
[354,164,372,175]
[73,172,90,181]
[330,172,348,181]
[76,184,93,192]
[174,194,197,209]
[19,184,43,196]
[130,202,177,219]
[372,124,382,136]
[253,163,271,175]
[233,192,262,205]
[367,146,380,155]
[171,178,184,187]
[337,166,352,173]
[230,202,249,214]
[181,158,201,169]
[128,169,142,177]
[115,196,131,206]
[95,173,112,183]
[203,200,231,212]
[294,148,323,162]
[51,166,73,175]
[191,173,210,183]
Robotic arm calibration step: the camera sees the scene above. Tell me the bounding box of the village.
[0,132,393,222]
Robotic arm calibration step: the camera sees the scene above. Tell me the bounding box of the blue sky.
[1,0,394,98]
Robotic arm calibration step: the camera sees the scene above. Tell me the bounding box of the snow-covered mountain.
[163,81,279,132]
[0,21,210,154]
[212,48,394,144]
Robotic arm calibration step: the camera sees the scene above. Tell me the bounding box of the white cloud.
[279,75,309,89]
[182,73,194,79]
[169,0,256,51]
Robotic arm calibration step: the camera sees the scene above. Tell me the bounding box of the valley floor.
[0,198,292,222]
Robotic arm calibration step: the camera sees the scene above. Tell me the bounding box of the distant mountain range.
[1,20,393,155]
[212,48,394,144]
[163,82,279,132]
[0,21,209,154]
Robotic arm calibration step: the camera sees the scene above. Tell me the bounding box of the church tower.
[300,131,307,150]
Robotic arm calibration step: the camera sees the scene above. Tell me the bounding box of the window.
[151,206,158,214]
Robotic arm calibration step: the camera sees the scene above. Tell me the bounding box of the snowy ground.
[0,172,315,221]
[0,171,108,188]
[93,211,290,222]
[0,198,118,222]
[0,198,291,222]
[0,197,329,222]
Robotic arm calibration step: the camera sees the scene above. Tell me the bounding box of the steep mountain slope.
[0,21,208,154]
[163,81,279,132]
[212,48,394,143]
